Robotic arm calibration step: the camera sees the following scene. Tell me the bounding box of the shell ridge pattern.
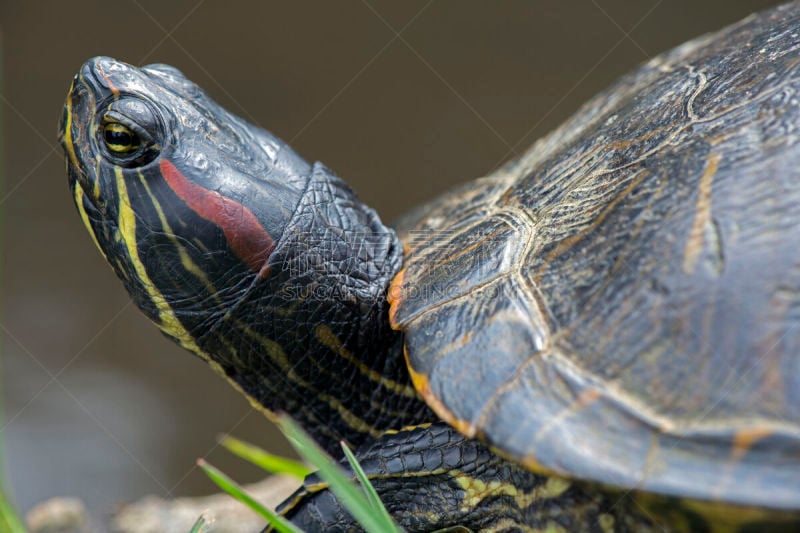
[395,4,800,509]
[685,66,707,121]
[394,200,532,328]
[517,338,800,439]
[505,56,800,435]
[687,63,800,126]
[522,63,800,219]
[458,208,555,435]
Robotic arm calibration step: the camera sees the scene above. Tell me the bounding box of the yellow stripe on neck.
[73,184,106,261]
[315,324,419,399]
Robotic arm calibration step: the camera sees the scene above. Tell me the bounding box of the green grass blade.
[197,459,302,533]
[219,434,311,479]
[340,441,393,524]
[0,491,26,533]
[189,514,209,533]
[278,417,402,533]
[0,56,20,532]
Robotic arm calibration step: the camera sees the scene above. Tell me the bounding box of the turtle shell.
[389,3,800,510]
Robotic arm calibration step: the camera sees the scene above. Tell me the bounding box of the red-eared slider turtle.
[59,3,800,531]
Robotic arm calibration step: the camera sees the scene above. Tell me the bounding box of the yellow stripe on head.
[112,166,280,423]
[63,83,81,170]
[113,166,198,352]
[134,169,220,302]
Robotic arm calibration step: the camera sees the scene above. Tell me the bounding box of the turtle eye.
[103,122,140,155]
[97,96,164,167]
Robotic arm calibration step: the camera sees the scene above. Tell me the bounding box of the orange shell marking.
[404,346,479,439]
[387,267,406,330]
[731,427,774,462]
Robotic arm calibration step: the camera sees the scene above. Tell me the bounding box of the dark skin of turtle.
[59,3,799,532]
[60,56,659,533]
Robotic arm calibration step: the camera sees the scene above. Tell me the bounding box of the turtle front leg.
[275,423,660,532]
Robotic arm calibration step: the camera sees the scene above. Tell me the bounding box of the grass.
[218,434,311,480]
[200,415,402,533]
[189,514,210,533]
[197,459,303,533]
[0,39,27,533]
[0,491,26,533]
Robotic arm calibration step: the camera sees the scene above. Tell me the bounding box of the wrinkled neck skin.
[60,56,431,456]
[195,163,434,455]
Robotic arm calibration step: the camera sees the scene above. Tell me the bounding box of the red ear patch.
[160,159,274,274]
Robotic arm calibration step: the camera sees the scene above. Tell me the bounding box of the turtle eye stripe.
[103,123,140,154]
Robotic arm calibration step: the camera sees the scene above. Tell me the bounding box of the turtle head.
[60,57,422,450]
[59,56,311,341]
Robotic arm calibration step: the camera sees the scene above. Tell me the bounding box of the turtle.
[58,2,800,531]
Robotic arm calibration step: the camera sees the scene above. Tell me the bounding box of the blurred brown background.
[0,0,784,524]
